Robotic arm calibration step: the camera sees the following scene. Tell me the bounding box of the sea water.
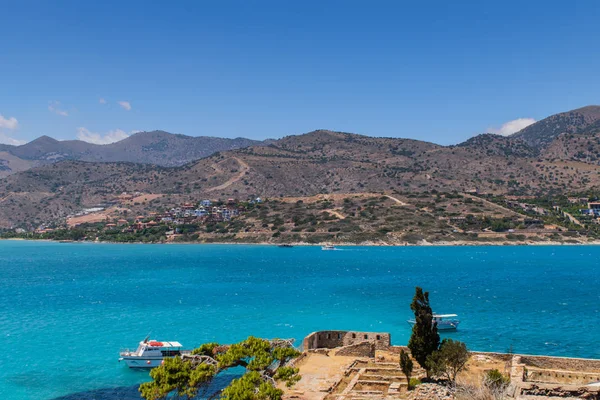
[0,241,599,399]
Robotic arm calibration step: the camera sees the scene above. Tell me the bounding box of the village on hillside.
[22,193,264,242]
[4,190,600,245]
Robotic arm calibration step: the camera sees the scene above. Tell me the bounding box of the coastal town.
[5,190,600,245]
[4,193,264,242]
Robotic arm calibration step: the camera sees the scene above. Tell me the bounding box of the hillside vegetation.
[3,106,600,230]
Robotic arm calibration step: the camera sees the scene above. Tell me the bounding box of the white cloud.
[99,98,107,104]
[0,114,19,130]
[76,127,131,145]
[118,101,131,111]
[0,114,23,145]
[488,118,536,136]
[48,101,69,117]
[0,133,26,145]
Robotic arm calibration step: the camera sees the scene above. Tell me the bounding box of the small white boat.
[407,314,460,331]
[119,337,189,368]
[321,244,338,251]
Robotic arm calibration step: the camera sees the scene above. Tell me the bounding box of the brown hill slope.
[456,134,536,158]
[4,128,600,229]
[541,118,600,164]
[512,105,600,149]
[0,152,38,178]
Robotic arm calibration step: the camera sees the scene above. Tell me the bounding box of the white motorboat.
[321,244,338,250]
[119,337,189,368]
[407,314,460,331]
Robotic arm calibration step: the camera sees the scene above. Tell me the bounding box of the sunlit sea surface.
[1,241,599,399]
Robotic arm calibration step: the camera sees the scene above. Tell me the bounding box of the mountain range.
[0,131,262,178]
[2,105,600,229]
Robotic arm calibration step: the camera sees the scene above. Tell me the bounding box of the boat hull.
[407,320,460,331]
[119,356,166,369]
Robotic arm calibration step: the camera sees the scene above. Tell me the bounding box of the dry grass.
[454,383,509,400]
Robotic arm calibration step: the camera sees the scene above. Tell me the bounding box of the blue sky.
[1,0,599,146]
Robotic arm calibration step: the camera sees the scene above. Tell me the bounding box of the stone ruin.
[302,330,391,356]
[296,330,600,400]
[509,354,600,399]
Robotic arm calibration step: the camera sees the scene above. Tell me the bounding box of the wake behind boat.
[407,314,460,331]
[119,337,190,368]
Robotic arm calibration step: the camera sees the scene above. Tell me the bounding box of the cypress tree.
[399,349,414,388]
[407,286,440,376]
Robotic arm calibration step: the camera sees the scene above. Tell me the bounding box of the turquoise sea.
[1,241,599,399]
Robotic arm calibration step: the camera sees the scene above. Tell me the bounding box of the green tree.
[399,349,414,389]
[426,338,469,382]
[139,356,214,400]
[191,342,220,356]
[139,337,301,400]
[407,287,440,376]
[273,367,301,388]
[221,371,283,400]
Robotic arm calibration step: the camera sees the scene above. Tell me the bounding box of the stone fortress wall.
[302,330,391,352]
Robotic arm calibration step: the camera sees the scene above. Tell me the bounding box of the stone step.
[356,380,390,385]
[352,390,384,395]
[389,382,404,389]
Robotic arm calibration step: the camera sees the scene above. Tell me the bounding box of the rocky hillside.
[456,134,536,158]
[0,131,262,178]
[4,106,600,229]
[0,129,597,229]
[512,105,600,149]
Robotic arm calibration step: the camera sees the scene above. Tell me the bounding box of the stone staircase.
[331,361,426,399]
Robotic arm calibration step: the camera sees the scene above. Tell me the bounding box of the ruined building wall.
[334,341,376,358]
[302,331,391,351]
[521,355,600,373]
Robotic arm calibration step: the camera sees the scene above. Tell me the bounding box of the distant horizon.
[2,103,599,148]
[1,101,597,148]
[0,123,531,148]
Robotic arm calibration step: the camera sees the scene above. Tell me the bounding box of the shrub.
[426,339,469,382]
[483,369,510,391]
[409,378,422,388]
[400,349,414,388]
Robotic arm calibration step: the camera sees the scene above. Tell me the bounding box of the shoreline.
[3,237,600,246]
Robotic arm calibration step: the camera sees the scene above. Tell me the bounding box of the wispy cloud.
[0,114,23,145]
[0,114,19,130]
[118,101,131,111]
[99,98,107,104]
[76,127,131,144]
[488,118,536,136]
[48,101,69,117]
[0,133,26,145]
